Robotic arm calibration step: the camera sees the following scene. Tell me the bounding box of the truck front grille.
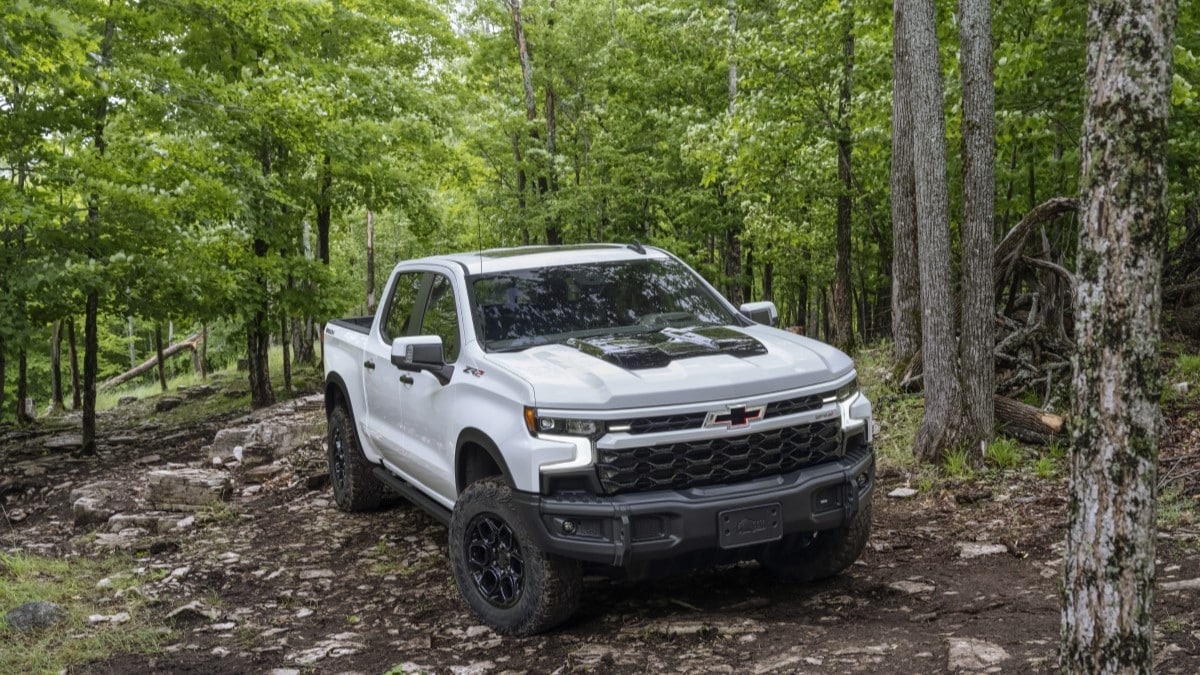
[619,393,828,434]
[595,419,842,495]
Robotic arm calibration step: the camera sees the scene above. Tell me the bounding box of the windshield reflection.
[470,259,736,351]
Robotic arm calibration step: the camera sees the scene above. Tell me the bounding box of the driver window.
[421,274,461,363]
[381,272,423,343]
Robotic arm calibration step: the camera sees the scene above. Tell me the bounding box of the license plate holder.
[718,502,783,549]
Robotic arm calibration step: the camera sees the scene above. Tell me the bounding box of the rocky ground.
[2,384,1199,674]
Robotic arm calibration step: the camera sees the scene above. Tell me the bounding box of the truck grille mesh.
[595,419,842,495]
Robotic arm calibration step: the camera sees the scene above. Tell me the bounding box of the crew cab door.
[393,272,463,501]
[363,267,463,504]
[362,270,424,466]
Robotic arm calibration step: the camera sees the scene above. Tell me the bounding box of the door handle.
[363,360,375,370]
[399,374,414,385]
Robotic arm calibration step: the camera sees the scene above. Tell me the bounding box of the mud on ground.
[2,389,1199,674]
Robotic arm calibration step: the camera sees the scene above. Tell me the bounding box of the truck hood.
[486,325,853,409]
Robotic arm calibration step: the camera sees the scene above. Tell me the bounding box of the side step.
[371,467,452,526]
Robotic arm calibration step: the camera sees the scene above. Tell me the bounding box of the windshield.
[470,258,738,350]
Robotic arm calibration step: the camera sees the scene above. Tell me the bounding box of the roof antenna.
[628,240,646,255]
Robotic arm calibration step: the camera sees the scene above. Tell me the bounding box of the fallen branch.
[100,334,201,390]
[994,394,1066,445]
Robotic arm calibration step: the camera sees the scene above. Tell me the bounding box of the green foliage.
[943,448,976,480]
[984,437,1024,471]
[1032,455,1058,480]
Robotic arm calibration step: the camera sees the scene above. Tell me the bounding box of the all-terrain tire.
[449,478,581,636]
[327,402,384,512]
[758,498,872,582]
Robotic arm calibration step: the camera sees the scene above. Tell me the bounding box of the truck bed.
[330,316,373,334]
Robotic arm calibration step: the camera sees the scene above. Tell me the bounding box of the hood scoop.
[565,327,767,370]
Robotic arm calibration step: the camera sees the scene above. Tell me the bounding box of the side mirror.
[739,301,779,327]
[391,336,454,385]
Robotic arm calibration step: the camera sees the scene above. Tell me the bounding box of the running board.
[371,467,452,526]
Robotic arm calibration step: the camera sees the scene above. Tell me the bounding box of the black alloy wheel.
[465,513,525,608]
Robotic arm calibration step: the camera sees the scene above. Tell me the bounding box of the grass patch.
[984,437,1024,471]
[943,448,976,480]
[1158,486,1198,530]
[0,551,169,673]
[1032,455,1059,480]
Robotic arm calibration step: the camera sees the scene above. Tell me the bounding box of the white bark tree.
[1062,0,1178,671]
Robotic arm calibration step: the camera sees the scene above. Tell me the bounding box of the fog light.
[562,520,577,534]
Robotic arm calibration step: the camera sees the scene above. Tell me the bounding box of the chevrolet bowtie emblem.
[705,404,766,428]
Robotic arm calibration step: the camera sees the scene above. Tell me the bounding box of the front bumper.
[509,443,874,568]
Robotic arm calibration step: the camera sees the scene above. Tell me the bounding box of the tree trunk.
[199,323,208,379]
[81,15,115,455]
[154,322,168,392]
[316,153,332,265]
[509,0,551,229]
[1061,1,1177,671]
[958,0,996,445]
[50,321,65,414]
[890,1,921,365]
[16,350,30,422]
[281,316,292,393]
[83,291,99,454]
[544,0,561,245]
[68,318,80,409]
[100,334,200,390]
[832,1,855,353]
[127,316,136,369]
[366,210,376,313]
[513,133,529,246]
[0,337,5,420]
[907,0,965,461]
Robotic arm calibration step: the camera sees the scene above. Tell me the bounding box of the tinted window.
[381,272,423,342]
[471,259,736,350]
[421,274,461,362]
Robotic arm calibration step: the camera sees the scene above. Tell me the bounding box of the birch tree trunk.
[1061,0,1177,671]
[890,2,921,367]
[907,0,965,461]
[958,0,995,445]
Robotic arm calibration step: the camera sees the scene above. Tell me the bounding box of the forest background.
[1,0,1197,435]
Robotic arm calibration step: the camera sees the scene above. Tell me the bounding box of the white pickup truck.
[323,243,874,635]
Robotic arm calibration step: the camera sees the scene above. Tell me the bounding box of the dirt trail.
[2,393,1198,674]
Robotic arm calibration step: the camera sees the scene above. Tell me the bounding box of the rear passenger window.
[381,272,423,343]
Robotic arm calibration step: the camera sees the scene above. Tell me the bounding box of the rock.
[105,512,187,534]
[888,580,935,595]
[155,396,184,412]
[93,527,150,550]
[44,434,83,451]
[955,543,1009,559]
[166,600,220,624]
[134,454,162,465]
[243,464,285,484]
[5,601,67,632]
[118,396,139,407]
[181,384,219,399]
[88,612,131,625]
[299,569,335,580]
[205,418,324,464]
[146,468,231,511]
[1161,578,1200,592]
[74,496,117,526]
[888,487,918,499]
[450,662,495,675]
[6,509,27,523]
[947,637,1009,671]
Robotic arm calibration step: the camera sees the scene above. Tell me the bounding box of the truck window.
[420,274,461,363]
[381,272,423,342]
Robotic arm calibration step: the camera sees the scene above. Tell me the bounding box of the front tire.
[758,498,872,582]
[327,402,384,512]
[449,478,581,635]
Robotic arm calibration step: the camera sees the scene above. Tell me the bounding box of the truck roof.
[422,243,672,276]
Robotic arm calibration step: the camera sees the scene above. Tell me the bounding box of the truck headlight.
[524,407,605,438]
[824,376,859,403]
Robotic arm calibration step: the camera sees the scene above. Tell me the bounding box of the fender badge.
[463,367,485,378]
